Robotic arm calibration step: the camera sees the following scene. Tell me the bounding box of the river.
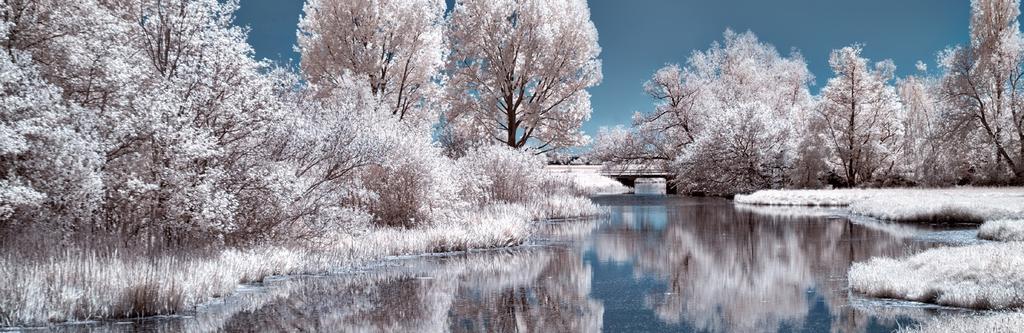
[52,195,970,332]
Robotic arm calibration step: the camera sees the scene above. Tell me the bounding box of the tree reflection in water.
[52,196,954,332]
[212,245,603,332]
[591,196,939,333]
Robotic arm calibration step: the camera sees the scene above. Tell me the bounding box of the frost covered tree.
[0,0,296,245]
[0,47,102,230]
[595,30,813,194]
[896,71,970,185]
[817,45,903,187]
[676,31,814,194]
[297,0,447,126]
[445,0,602,152]
[593,63,706,168]
[0,0,114,235]
[938,0,1024,183]
[295,0,470,229]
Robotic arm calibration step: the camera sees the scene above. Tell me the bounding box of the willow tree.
[445,0,602,153]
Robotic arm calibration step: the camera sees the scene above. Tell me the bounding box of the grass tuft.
[978,219,1024,242]
[848,242,1024,310]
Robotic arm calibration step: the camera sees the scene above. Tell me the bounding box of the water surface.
[53,196,963,332]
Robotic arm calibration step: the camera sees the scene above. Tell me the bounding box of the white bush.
[457,145,546,204]
[359,126,464,228]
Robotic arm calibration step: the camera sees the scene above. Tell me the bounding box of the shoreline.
[0,200,612,328]
[735,187,1024,331]
[10,239,572,331]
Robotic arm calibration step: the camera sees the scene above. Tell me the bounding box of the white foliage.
[457,145,547,204]
[939,0,1024,182]
[297,0,447,127]
[915,60,929,72]
[817,45,904,186]
[0,0,607,325]
[596,30,814,195]
[0,48,102,229]
[445,0,601,151]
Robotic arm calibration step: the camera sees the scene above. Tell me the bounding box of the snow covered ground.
[736,187,1024,224]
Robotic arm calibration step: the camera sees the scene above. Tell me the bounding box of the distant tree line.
[593,0,1024,195]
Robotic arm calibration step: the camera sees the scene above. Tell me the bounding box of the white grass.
[0,205,535,327]
[734,188,874,206]
[849,189,1024,223]
[524,194,606,220]
[0,167,612,327]
[848,242,1024,310]
[779,188,1024,315]
[736,187,1024,224]
[978,220,1024,242]
[899,311,1024,333]
[545,165,631,196]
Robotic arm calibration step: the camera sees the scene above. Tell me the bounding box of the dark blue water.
[49,195,956,332]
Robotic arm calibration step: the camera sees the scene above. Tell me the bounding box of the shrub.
[457,145,546,205]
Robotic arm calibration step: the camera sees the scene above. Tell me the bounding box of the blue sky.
[234,0,981,137]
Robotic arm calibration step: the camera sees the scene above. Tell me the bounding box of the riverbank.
[848,241,1024,309]
[736,187,1024,330]
[0,204,531,327]
[735,187,1024,224]
[898,311,1024,333]
[1,173,625,328]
